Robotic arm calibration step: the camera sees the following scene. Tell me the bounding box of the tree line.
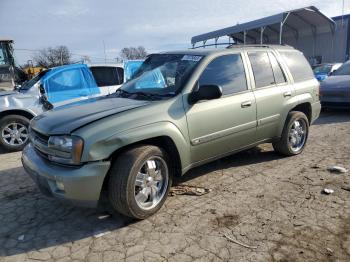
[31,45,148,68]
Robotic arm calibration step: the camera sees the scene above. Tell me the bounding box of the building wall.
[284,15,350,64]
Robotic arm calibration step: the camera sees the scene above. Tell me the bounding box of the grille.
[30,129,50,158]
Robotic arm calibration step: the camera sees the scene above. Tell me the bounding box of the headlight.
[48,136,84,165]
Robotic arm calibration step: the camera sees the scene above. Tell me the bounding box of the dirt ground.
[0,110,349,262]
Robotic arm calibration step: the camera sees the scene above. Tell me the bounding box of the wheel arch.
[290,102,312,124]
[0,109,35,121]
[101,135,183,192]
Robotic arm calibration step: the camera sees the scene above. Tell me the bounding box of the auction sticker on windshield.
[181,55,202,62]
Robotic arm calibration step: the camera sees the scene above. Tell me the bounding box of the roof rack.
[226,44,271,49]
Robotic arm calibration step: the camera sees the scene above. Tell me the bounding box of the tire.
[272,111,309,156]
[0,115,30,152]
[108,145,172,219]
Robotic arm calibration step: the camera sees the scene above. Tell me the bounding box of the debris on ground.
[326,247,334,256]
[223,233,258,249]
[97,213,111,220]
[323,188,334,195]
[327,166,348,174]
[18,235,25,241]
[170,185,212,196]
[311,164,321,169]
[341,186,350,192]
[93,230,111,238]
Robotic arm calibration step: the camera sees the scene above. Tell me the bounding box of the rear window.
[90,66,121,86]
[280,51,314,82]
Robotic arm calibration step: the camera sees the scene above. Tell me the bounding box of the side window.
[199,54,247,95]
[248,52,275,88]
[46,68,90,103]
[280,51,314,82]
[0,48,6,65]
[116,67,124,83]
[268,53,287,84]
[90,67,120,86]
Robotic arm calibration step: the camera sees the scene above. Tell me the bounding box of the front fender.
[83,121,191,172]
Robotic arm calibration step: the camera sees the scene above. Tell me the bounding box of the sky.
[1,0,349,64]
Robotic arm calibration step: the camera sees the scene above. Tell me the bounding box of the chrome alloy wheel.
[1,122,29,146]
[134,157,169,210]
[289,119,307,152]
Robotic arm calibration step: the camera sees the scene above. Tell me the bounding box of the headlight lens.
[48,136,84,165]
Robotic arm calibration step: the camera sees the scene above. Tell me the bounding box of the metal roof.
[191,6,335,46]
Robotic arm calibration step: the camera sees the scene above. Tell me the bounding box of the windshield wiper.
[115,89,132,97]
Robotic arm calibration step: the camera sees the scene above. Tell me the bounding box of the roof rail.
[226,44,272,49]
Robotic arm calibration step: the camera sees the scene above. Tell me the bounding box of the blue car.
[313,63,342,82]
[0,62,142,151]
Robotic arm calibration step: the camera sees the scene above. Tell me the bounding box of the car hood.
[31,96,151,135]
[321,75,350,90]
[0,90,17,97]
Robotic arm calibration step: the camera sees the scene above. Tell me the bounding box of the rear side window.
[268,53,287,84]
[199,54,247,95]
[280,51,314,82]
[90,67,121,86]
[248,52,275,88]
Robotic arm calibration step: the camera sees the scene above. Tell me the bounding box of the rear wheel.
[273,111,309,156]
[108,145,172,219]
[0,115,30,152]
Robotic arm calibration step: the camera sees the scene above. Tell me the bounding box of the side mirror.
[329,70,336,76]
[189,84,222,104]
[38,84,53,110]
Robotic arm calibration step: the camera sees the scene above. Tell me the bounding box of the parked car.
[320,60,350,108]
[313,63,342,81]
[22,45,321,219]
[0,63,124,151]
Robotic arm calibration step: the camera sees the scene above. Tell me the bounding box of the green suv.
[22,45,321,219]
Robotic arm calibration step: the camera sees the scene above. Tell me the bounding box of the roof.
[191,6,335,46]
[0,39,14,43]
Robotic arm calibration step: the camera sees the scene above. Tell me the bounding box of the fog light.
[56,181,65,191]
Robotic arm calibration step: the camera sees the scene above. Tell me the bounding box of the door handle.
[241,101,252,108]
[283,91,292,97]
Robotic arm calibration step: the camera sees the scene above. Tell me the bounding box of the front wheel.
[108,145,172,219]
[273,111,309,156]
[0,115,30,152]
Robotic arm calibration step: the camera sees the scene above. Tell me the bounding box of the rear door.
[90,66,123,95]
[247,51,294,141]
[185,53,257,163]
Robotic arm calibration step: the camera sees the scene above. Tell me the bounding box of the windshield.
[313,64,332,75]
[19,70,49,90]
[332,61,350,76]
[118,54,202,99]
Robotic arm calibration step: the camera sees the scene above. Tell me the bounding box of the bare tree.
[119,46,147,60]
[33,46,72,68]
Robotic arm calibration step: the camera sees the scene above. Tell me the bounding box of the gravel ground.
[0,111,349,262]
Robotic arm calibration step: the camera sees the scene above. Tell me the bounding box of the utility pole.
[103,40,107,63]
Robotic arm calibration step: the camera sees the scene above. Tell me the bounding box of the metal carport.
[191,6,336,56]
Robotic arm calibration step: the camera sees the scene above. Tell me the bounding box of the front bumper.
[311,101,321,124]
[22,144,111,207]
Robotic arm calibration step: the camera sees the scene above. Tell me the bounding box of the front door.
[44,67,93,108]
[185,53,257,163]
